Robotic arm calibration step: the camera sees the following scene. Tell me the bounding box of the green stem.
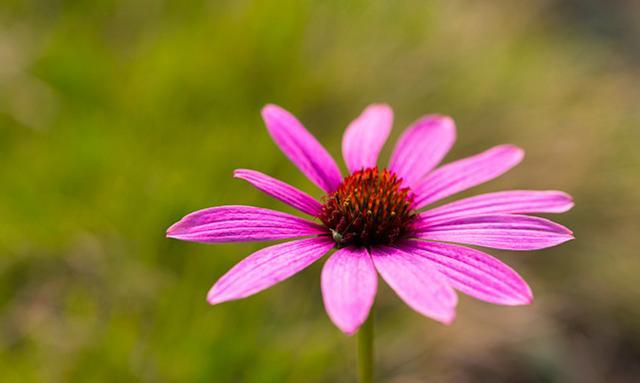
[357,308,374,383]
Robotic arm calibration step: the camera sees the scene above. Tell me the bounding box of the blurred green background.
[1,0,639,382]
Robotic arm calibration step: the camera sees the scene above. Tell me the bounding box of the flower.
[167,104,574,334]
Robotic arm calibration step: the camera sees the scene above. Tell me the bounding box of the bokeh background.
[1,0,640,382]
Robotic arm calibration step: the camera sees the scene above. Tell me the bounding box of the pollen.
[318,167,416,247]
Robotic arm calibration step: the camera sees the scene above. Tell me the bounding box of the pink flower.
[167,104,574,335]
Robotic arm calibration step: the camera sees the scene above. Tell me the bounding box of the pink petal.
[414,214,574,251]
[208,237,334,304]
[166,205,326,243]
[370,245,457,324]
[321,246,377,335]
[234,169,322,217]
[389,115,456,187]
[413,145,525,209]
[422,190,574,223]
[399,240,532,305]
[262,104,342,193]
[342,104,393,174]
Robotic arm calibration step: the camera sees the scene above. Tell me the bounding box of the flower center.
[318,167,416,248]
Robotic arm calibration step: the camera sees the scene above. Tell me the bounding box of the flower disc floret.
[318,167,416,247]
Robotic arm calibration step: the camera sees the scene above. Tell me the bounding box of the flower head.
[167,103,574,334]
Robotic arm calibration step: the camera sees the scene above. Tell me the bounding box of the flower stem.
[357,308,374,383]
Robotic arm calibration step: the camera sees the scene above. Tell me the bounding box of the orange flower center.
[318,167,416,248]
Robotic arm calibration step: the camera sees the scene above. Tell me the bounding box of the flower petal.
[262,104,342,192]
[413,145,524,209]
[422,190,574,223]
[389,115,456,187]
[414,214,574,250]
[208,237,334,304]
[370,245,457,324]
[321,246,377,335]
[399,240,532,305]
[234,169,323,216]
[166,205,326,243]
[342,104,393,174]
